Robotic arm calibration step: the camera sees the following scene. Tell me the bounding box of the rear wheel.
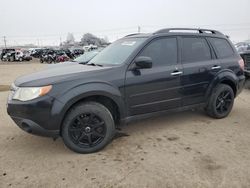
[205,84,234,119]
[48,57,53,64]
[62,102,115,153]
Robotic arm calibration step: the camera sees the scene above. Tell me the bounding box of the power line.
[3,24,250,40]
[2,24,250,46]
[4,26,139,39]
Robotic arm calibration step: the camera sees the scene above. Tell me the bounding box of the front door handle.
[211,65,221,70]
[171,71,183,76]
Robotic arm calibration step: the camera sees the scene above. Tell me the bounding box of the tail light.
[238,58,245,71]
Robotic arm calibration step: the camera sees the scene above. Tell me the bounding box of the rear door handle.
[171,71,183,76]
[211,65,221,70]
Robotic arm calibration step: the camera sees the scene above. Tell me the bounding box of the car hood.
[14,63,111,87]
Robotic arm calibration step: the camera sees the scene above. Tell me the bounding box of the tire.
[48,58,53,64]
[205,84,234,119]
[19,57,23,62]
[40,59,43,63]
[62,102,115,153]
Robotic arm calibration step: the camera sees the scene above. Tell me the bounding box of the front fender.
[50,82,125,130]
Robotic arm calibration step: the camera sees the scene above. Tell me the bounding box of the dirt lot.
[0,60,250,188]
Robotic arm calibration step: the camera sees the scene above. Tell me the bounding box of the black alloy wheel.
[68,113,106,148]
[215,90,233,115]
[62,102,115,153]
[206,84,234,119]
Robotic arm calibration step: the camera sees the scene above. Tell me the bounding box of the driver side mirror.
[134,56,152,69]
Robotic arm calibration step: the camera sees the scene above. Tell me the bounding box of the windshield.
[88,38,146,65]
[74,51,99,63]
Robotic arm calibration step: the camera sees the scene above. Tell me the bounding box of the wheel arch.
[51,83,126,134]
[205,70,238,99]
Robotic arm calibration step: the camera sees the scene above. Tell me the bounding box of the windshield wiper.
[86,63,103,67]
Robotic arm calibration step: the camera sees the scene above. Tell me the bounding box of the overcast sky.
[0,0,249,46]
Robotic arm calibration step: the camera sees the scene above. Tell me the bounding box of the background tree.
[66,33,75,44]
[80,33,109,46]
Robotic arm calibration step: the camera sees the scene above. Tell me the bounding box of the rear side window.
[140,38,177,66]
[181,37,211,63]
[209,38,234,58]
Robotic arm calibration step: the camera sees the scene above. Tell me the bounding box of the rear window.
[209,38,234,58]
[181,37,211,63]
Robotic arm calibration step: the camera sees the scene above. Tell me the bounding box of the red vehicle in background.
[56,52,70,62]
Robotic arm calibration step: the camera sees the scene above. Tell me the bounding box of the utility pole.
[138,26,141,33]
[3,36,7,48]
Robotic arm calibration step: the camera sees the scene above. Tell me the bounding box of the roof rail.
[124,33,140,37]
[154,28,224,35]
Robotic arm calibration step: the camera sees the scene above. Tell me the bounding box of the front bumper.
[7,95,61,138]
[10,116,59,137]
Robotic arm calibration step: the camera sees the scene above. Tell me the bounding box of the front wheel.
[62,102,115,153]
[205,84,234,119]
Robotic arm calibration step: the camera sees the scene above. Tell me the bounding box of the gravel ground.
[0,61,250,188]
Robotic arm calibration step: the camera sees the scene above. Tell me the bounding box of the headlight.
[13,85,52,101]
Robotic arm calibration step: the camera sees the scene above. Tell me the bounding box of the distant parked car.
[71,49,84,57]
[56,52,70,63]
[47,50,100,68]
[40,50,57,64]
[1,49,15,61]
[14,50,32,61]
[239,50,250,77]
[31,48,47,58]
[40,49,74,64]
[83,45,98,52]
[235,42,250,53]
[22,50,33,61]
[63,49,75,59]
[1,50,32,62]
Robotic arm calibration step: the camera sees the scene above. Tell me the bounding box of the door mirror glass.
[134,56,152,69]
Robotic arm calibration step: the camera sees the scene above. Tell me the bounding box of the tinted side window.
[209,38,234,58]
[140,38,177,66]
[181,37,211,63]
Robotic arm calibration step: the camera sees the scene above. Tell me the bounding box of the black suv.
[7,28,245,153]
